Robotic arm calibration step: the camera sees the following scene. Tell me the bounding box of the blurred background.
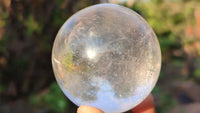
[0,0,200,113]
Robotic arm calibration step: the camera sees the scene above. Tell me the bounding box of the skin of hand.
[77,94,155,113]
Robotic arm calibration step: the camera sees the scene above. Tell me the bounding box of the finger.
[131,94,155,113]
[77,105,104,113]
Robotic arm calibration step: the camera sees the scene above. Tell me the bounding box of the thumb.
[131,94,155,113]
[77,105,104,113]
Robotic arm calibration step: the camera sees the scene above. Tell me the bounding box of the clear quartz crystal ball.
[52,4,161,113]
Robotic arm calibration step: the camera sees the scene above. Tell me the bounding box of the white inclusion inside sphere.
[52,3,161,113]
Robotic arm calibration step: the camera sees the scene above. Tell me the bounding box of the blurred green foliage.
[30,82,69,113]
[44,82,69,112]
[24,15,42,36]
[194,59,200,79]
[153,86,177,113]
[0,85,4,94]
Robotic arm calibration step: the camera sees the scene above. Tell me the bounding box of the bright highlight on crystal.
[52,3,161,113]
[87,49,96,59]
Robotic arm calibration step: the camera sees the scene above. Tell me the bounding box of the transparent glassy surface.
[52,4,161,113]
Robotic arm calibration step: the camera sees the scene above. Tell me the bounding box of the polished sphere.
[52,4,161,113]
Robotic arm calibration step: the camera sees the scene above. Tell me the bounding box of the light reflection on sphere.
[52,4,161,113]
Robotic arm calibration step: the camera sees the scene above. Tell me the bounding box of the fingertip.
[77,105,104,113]
[131,94,155,113]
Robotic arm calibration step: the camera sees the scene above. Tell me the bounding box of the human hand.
[77,94,155,113]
